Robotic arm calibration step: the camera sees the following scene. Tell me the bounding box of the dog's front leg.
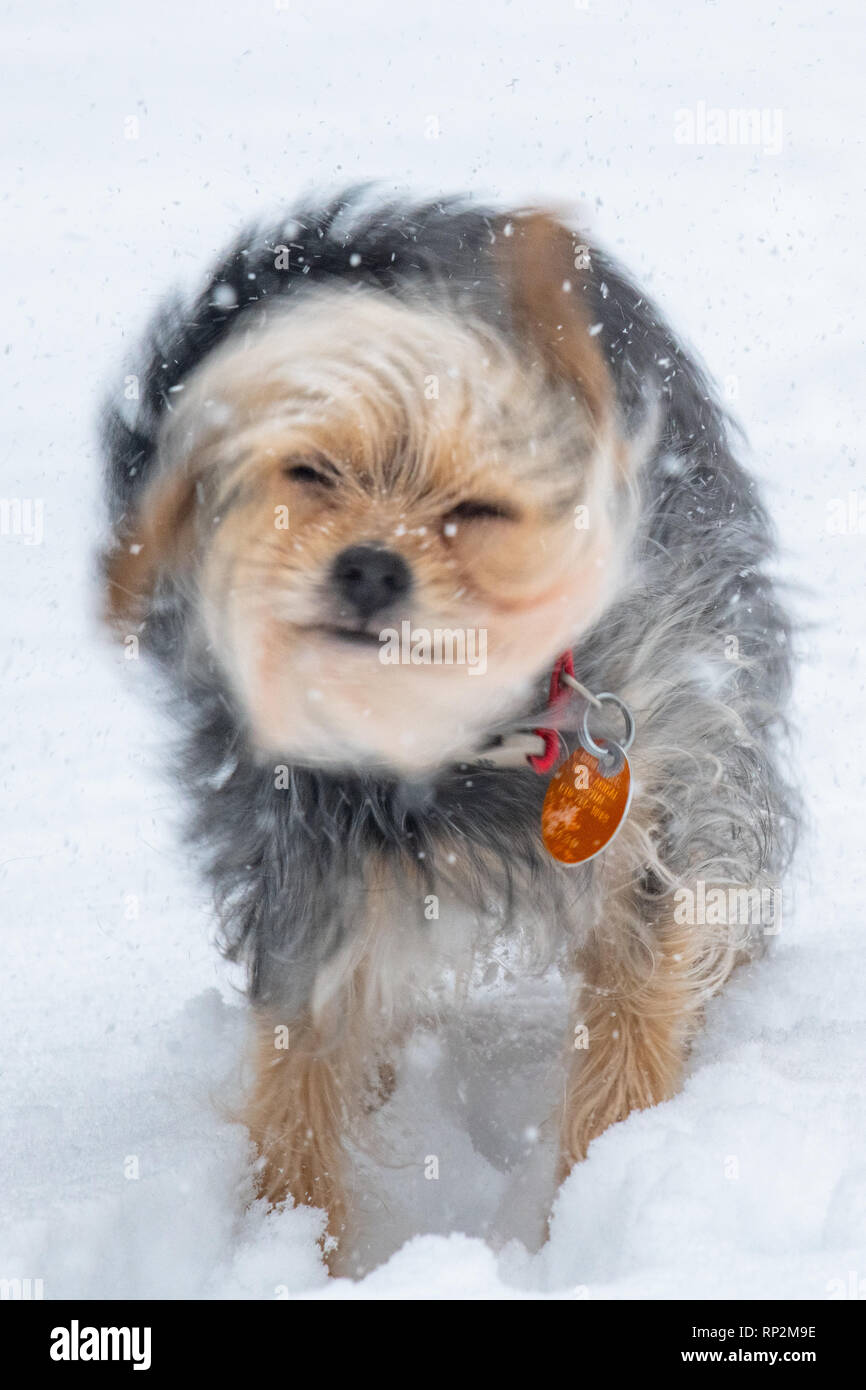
[555,681,785,1183]
[558,906,715,1180]
[244,1005,363,1246]
[242,878,407,1260]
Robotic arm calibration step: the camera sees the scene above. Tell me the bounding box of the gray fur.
[101,192,798,1016]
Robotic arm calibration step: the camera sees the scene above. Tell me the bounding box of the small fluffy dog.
[101,192,796,1254]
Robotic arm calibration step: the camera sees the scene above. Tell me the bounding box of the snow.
[2,0,865,1299]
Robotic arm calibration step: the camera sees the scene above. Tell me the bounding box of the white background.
[2,0,865,1297]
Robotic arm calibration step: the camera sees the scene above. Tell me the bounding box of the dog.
[100,191,797,1260]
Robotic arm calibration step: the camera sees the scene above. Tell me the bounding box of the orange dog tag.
[541,742,632,864]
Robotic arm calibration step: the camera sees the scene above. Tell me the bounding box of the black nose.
[331,544,412,621]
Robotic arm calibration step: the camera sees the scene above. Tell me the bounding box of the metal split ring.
[580,691,635,759]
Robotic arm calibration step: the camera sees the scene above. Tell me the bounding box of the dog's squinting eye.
[283,462,336,488]
[443,500,518,525]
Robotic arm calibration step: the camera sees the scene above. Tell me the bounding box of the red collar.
[528,650,575,774]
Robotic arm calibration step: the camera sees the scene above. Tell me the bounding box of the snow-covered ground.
[2,0,864,1299]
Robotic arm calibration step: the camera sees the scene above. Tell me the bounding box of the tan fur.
[103,460,202,624]
[497,211,615,431]
[104,212,742,1251]
[242,858,425,1263]
[105,278,634,775]
[559,916,710,1176]
[244,1007,355,1249]
[557,780,751,1175]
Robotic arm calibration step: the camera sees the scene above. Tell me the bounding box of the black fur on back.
[101,189,798,1015]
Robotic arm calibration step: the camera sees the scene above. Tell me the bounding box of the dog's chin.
[222,611,552,777]
[242,643,529,779]
[252,698,503,779]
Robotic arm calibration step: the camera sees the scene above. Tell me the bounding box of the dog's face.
[107,217,635,774]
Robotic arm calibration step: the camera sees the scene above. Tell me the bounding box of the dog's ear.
[495,210,614,431]
[101,461,202,626]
